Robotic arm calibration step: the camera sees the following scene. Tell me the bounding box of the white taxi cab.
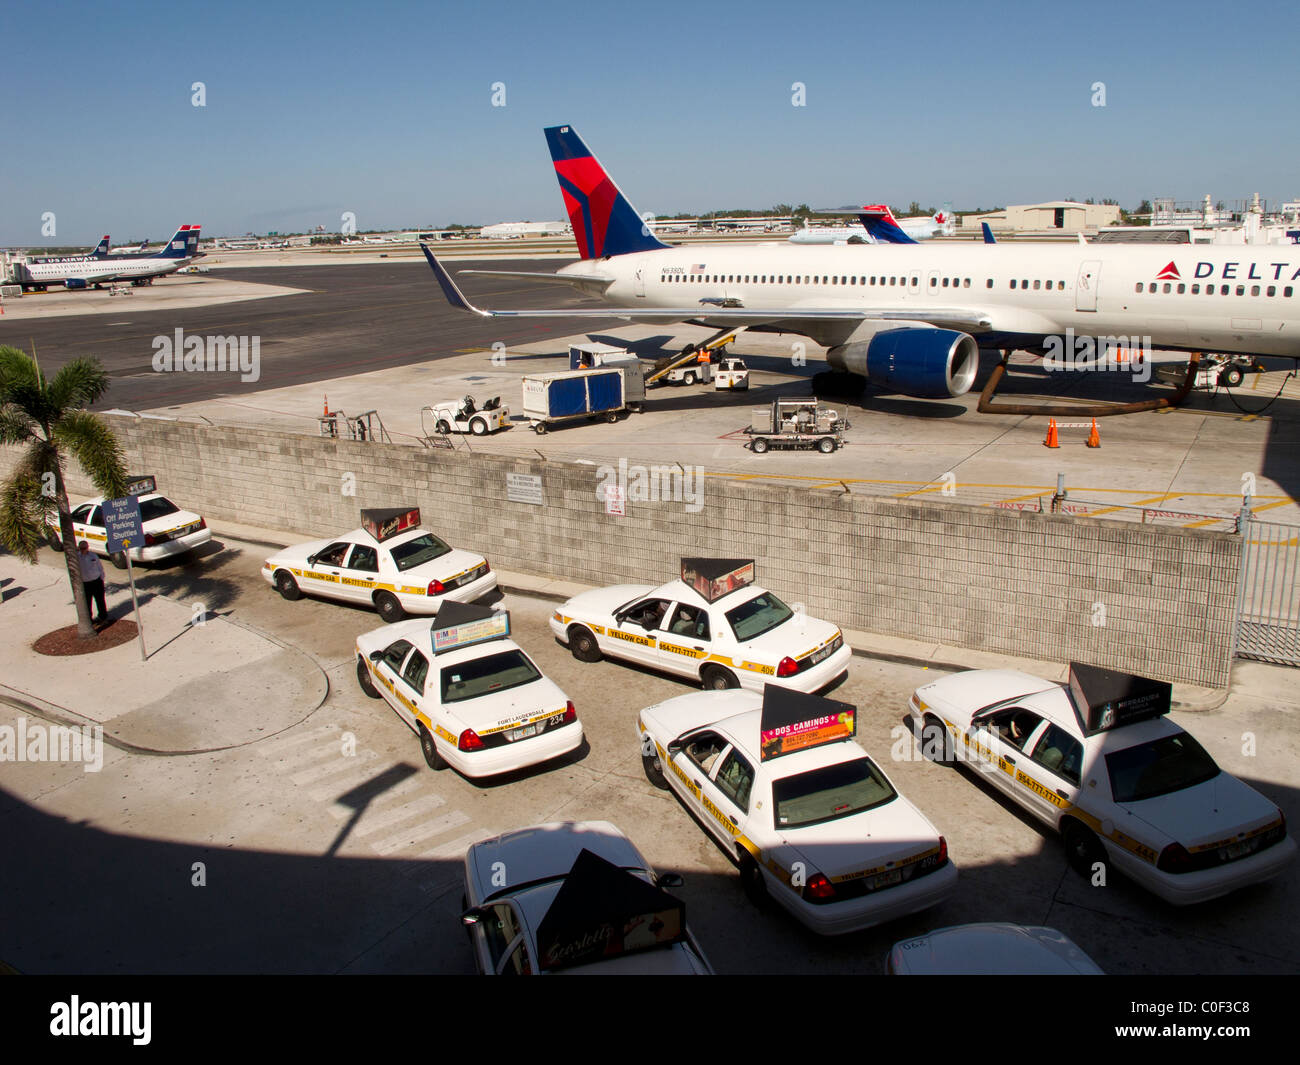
[263,506,496,623]
[908,662,1296,905]
[550,558,851,693]
[356,602,582,778]
[50,476,210,569]
[888,923,1104,975]
[460,821,712,975]
[638,685,958,935]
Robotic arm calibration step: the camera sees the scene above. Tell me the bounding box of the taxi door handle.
[728,815,737,825]
[1055,789,1070,799]
[1005,756,1016,766]
[692,779,702,789]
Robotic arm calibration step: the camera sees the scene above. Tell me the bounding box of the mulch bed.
[33,618,140,656]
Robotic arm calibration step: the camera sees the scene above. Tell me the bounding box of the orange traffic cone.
[1044,418,1059,448]
[1086,419,1101,448]
[323,394,329,417]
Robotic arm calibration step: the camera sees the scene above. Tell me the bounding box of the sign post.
[103,496,146,661]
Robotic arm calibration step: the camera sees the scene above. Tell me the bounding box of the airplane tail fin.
[981,222,997,244]
[544,125,668,259]
[138,240,149,252]
[91,235,110,258]
[933,202,955,234]
[154,224,201,259]
[857,205,918,245]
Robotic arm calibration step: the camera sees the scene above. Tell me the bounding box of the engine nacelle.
[826,327,979,398]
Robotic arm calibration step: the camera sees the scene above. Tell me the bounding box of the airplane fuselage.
[17,253,189,288]
[559,242,1300,359]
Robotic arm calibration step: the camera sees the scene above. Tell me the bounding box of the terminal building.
[959,200,1122,235]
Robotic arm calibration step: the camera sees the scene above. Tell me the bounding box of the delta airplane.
[790,205,955,245]
[16,225,201,291]
[421,126,1299,401]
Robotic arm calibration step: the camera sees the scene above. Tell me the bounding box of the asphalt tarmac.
[2,261,618,412]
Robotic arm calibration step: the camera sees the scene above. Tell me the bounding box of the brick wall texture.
[8,414,1241,687]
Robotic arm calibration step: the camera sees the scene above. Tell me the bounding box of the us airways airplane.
[421,126,1299,401]
[27,235,112,265]
[16,225,201,291]
[790,205,955,245]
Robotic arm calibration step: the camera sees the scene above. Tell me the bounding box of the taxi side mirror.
[306,553,318,566]
[368,650,383,662]
[654,872,684,889]
[460,907,486,927]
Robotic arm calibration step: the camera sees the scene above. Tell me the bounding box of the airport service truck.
[745,397,850,454]
[569,344,646,410]
[522,367,632,434]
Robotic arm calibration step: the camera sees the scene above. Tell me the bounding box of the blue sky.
[4,0,1298,243]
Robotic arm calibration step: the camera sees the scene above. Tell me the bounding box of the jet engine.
[826,326,979,398]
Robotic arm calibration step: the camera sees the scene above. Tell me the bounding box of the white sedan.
[51,493,210,568]
[550,560,850,693]
[638,687,958,935]
[355,607,582,779]
[907,665,1296,905]
[888,924,1104,975]
[460,821,713,974]
[263,508,496,623]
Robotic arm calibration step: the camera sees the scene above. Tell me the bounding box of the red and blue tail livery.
[856,205,918,245]
[156,224,201,258]
[545,125,667,260]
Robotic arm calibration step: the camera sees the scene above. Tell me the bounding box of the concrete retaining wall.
[13,414,1240,687]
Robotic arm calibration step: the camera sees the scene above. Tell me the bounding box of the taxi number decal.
[659,641,705,659]
[1188,817,1283,854]
[434,725,457,743]
[480,709,564,736]
[740,661,775,675]
[701,793,739,837]
[831,844,940,883]
[340,577,374,588]
[1015,769,1069,808]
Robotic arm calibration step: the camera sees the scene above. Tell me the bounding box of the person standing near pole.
[78,541,109,627]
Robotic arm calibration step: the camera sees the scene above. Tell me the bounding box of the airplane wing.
[422,245,992,333]
[458,269,617,286]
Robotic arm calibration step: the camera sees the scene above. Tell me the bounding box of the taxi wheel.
[1062,820,1108,879]
[701,665,739,691]
[569,625,602,663]
[356,658,381,699]
[921,715,954,767]
[738,853,768,907]
[274,570,301,601]
[642,750,670,790]
[418,725,446,771]
[375,591,406,623]
[109,551,129,571]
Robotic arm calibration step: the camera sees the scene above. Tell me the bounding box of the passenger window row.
[1134,281,1293,297]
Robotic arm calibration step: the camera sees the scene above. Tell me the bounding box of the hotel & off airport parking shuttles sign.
[103,495,147,660]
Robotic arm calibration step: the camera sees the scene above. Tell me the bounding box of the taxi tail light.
[804,873,836,903]
[776,656,801,678]
[458,728,485,752]
[562,701,576,723]
[198,518,207,530]
[1157,841,1194,873]
[938,836,948,862]
[427,578,446,596]
[144,533,158,546]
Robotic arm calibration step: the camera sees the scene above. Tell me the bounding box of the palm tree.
[0,345,127,639]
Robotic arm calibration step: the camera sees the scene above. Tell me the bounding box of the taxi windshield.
[1105,732,1221,803]
[440,649,541,703]
[771,757,896,829]
[139,497,180,522]
[724,592,794,643]
[390,533,451,572]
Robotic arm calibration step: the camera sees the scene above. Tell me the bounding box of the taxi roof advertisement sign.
[759,684,856,761]
[536,849,686,972]
[1068,662,1172,736]
[125,474,156,497]
[361,506,420,543]
[428,611,504,652]
[681,558,754,603]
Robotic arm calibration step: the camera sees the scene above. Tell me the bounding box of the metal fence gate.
[1235,518,1300,666]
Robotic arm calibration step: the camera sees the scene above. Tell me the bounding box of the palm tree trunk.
[52,465,96,640]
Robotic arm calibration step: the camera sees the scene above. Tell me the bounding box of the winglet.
[420,244,491,317]
[981,222,997,244]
